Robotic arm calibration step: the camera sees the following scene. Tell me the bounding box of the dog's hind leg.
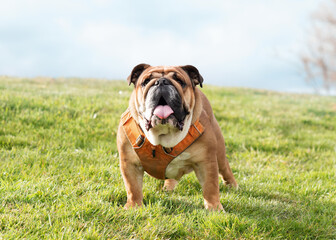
[215,126,238,188]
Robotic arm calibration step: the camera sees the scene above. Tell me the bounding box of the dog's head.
[127,64,203,147]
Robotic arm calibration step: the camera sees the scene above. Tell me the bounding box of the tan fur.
[117,65,237,211]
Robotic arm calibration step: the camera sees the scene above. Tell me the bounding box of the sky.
[0,0,325,92]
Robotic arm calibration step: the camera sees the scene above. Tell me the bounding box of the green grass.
[0,76,335,239]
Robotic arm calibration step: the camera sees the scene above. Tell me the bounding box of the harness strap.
[121,109,204,179]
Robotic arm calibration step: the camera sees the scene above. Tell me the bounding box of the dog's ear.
[181,65,204,88]
[127,63,151,86]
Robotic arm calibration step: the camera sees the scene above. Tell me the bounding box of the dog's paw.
[224,179,239,190]
[229,182,239,190]
[162,179,178,191]
[204,202,224,212]
[124,201,142,210]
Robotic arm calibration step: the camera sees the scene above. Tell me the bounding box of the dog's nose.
[155,78,171,86]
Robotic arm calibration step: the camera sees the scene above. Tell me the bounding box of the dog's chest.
[165,152,192,179]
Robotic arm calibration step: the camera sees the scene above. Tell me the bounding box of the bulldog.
[117,64,238,211]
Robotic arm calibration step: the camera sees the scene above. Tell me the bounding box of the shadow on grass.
[117,177,336,238]
[225,185,336,239]
[109,170,335,238]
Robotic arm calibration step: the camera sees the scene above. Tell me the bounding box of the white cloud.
[0,0,326,91]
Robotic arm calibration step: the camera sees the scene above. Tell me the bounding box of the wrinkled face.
[136,67,194,131]
[128,64,203,147]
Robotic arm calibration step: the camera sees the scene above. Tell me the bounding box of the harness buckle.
[135,135,145,147]
[163,147,173,154]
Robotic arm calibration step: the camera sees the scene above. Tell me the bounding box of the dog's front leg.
[193,160,223,211]
[120,160,144,209]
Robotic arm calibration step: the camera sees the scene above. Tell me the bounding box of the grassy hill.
[1,76,335,239]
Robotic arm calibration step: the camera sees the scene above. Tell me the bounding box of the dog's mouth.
[144,95,187,131]
[153,97,174,119]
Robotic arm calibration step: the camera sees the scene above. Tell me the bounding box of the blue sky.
[0,0,324,92]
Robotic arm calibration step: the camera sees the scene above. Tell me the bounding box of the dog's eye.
[173,73,186,88]
[175,78,185,87]
[141,78,150,87]
[173,73,185,87]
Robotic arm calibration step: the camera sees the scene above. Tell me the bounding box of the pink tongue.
[153,105,174,119]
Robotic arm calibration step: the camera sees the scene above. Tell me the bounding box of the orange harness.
[120,109,204,179]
